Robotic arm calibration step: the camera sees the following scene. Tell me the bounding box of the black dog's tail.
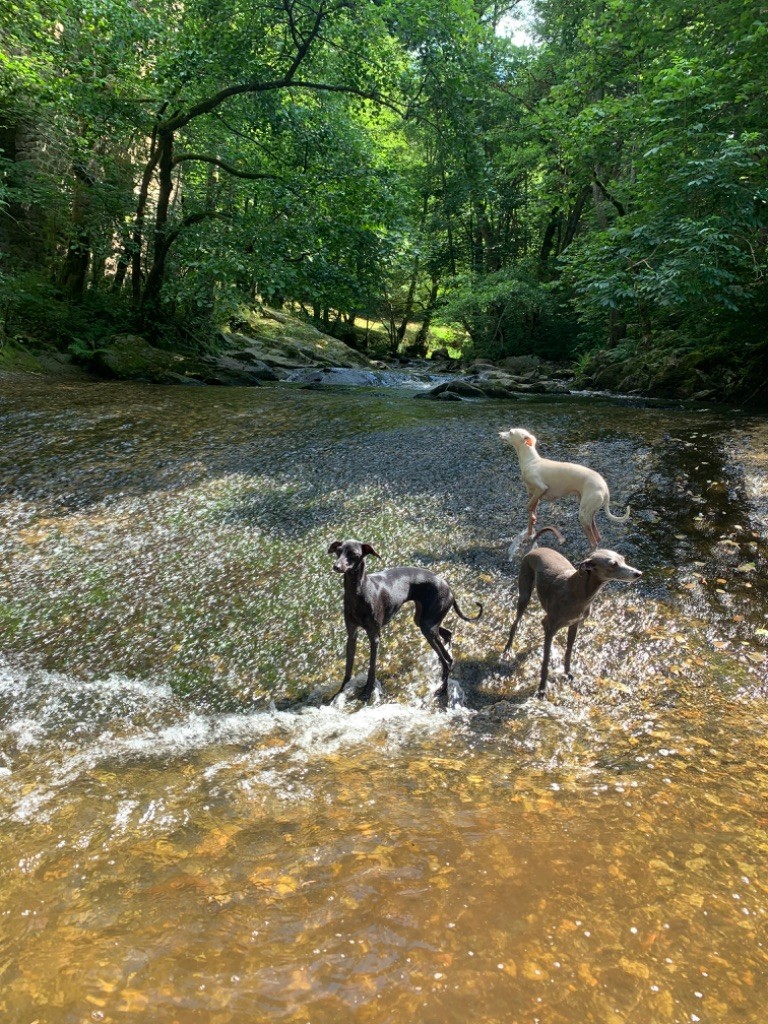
[453,599,483,622]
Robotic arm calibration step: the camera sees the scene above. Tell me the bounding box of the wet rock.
[413,351,574,401]
[416,367,572,401]
[430,347,452,362]
[90,335,269,386]
[163,372,207,386]
[0,344,105,382]
[498,354,545,374]
[286,367,387,387]
[35,351,101,381]
[207,353,281,382]
[416,379,488,400]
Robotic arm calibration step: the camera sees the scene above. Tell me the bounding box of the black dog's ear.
[361,543,380,559]
[328,541,343,555]
[578,557,594,575]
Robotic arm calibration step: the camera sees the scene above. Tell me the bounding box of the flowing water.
[0,375,766,1024]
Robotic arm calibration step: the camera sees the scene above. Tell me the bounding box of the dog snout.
[618,565,642,581]
[332,558,346,573]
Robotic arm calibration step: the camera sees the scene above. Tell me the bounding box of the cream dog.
[499,427,630,547]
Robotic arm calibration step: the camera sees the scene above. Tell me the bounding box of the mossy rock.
[0,341,49,375]
[221,308,373,370]
[90,334,191,383]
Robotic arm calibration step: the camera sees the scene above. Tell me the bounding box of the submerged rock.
[206,353,281,382]
[285,367,387,387]
[416,379,497,401]
[416,364,570,401]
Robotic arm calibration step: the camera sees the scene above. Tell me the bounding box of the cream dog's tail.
[604,499,631,523]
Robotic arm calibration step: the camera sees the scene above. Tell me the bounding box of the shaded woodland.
[1,0,767,400]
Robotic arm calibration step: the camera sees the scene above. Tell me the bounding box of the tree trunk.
[411,276,440,356]
[561,186,590,252]
[139,128,175,328]
[58,165,94,301]
[395,254,420,347]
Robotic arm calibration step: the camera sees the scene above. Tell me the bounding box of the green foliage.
[1,0,768,400]
[439,270,546,356]
[0,269,125,351]
[516,0,768,394]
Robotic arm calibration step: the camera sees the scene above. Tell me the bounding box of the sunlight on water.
[0,378,766,1022]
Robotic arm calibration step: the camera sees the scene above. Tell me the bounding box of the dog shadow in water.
[445,651,542,711]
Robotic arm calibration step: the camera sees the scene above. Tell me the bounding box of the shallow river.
[0,375,767,1023]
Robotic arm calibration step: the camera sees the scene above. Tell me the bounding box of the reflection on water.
[0,376,766,1022]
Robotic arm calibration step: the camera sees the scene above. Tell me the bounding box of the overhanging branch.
[172,153,282,181]
[163,210,230,252]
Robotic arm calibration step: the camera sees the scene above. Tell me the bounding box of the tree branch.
[592,174,626,217]
[163,210,230,252]
[172,153,282,181]
[163,78,388,132]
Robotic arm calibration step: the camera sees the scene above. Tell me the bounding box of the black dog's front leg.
[343,626,358,683]
[330,626,358,700]
[357,630,380,701]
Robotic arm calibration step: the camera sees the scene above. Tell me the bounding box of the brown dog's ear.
[328,541,342,555]
[578,557,594,575]
[361,543,380,559]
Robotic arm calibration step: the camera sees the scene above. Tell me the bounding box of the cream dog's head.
[498,427,537,453]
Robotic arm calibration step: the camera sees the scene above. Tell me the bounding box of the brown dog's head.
[577,550,642,583]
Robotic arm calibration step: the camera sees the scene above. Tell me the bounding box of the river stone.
[498,354,544,374]
[440,379,489,398]
[416,379,486,400]
[473,382,520,400]
[417,375,525,401]
[285,367,386,387]
[208,353,282,381]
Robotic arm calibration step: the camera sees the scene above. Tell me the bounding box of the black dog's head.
[328,539,380,574]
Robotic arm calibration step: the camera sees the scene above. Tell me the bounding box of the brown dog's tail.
[452,599,483,622]
[532,525,566,544]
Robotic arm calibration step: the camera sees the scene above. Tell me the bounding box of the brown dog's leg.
[563,623,579,679]
[537,620,555,696]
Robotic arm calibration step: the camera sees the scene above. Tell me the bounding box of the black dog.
[328,539,482,701]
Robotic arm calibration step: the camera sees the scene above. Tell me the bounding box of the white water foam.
[0,658,471,823]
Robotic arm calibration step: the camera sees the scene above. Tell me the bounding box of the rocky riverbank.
[0,307,575,399]
[7,304,760,405]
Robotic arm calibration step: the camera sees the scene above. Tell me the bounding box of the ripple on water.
[1,381,768,1024]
